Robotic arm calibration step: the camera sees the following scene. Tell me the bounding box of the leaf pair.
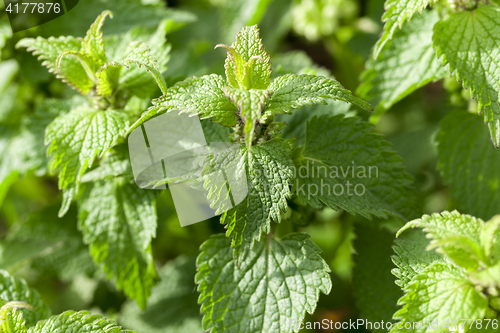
[129,25,371,150]
[132,24,421,333]
[216,26,272,90]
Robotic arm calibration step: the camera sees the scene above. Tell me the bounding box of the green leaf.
[16,36,81,75]
[223,86,273,148]
[46,107,128,216]
[110,20,171,99]
[28,311,134,333]
[266,74,371,119]
[373,0,435,59]
[358,10,446,122]
[437,111,500,221]
[271,51,354,144]
[0,301,28,333]
[120,256,202,333]
[220,138,294,262]
[398,211,488,270]
[429,235,486,271]
[218,25,272,90]
[55,50,99,94]
[129,74,238,133]
[123,41,168,95]
[95,62,122,97]
[196,233,331,333]
[82,10,113,64]
[353,224,402,331]
[0,270,51,327]
[433,5,500,146]
[78,178,158,309]
[295,115,418,220]
[392,229,445,289]
[392,263,489,333]
[397,210,484,241]
[398,211,500,271]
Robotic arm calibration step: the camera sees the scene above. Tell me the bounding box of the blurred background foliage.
[0,0,472,332]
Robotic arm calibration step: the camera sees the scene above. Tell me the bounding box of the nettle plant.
[1,12,424,331]
[355,0,500,329]
[0,10,171,332]
[130,26,418,332]
[17,10,169,218]
[358,0,500,146]
[391,211,500,332]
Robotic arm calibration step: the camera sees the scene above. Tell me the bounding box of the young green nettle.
[17,10,170,310]
[359,0,500,146]
[18,10,169,217]
[131,25,418,332]
[393,211,500,332]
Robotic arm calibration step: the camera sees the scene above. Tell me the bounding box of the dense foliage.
[1,0,500,332]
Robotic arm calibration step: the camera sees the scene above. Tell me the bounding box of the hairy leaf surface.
[0,271,51,327]
[266,74,371,118]
[130,74,238,133]
[295,115,417,220]
[359,10,446,121]
[196,233,331,333]
[220,25,272,90]
[437,111,500,221]
[374,0,435,58]
[28,311,133,333]
[46,107,128,216]
[392,263,489,332]
[433,6,500,146]
[220,138,294,262]
[78,179,158,309]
